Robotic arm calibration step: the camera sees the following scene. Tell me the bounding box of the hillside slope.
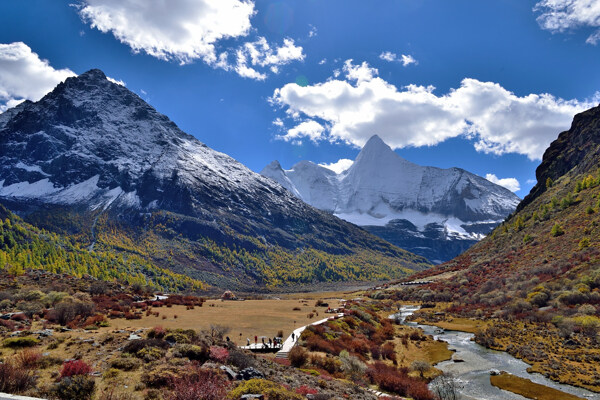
[396,104,600,392]
[0,69,430,290]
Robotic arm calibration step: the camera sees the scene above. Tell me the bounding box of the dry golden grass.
[104,298,342,343]
[392,325,453,379]
[490,372,585,400]
[414,317,489,334]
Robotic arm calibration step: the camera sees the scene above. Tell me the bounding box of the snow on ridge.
[15,162,50,176]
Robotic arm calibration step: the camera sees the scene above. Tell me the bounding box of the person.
[268,338,272,347]
[226,336,230,342]
[292,332,295,341]
[254,335,257,345]
[247,338,250,346]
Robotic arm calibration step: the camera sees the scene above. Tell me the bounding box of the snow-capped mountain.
[262,135,521,263]
[0,69,430,289]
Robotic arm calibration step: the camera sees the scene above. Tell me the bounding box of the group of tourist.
[246,334,283,349]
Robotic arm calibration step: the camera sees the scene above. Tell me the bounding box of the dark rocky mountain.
[262,135,520,264]
[0,69,430,290]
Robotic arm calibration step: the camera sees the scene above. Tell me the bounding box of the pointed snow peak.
[261,160,284,174]
[353,134,413,170]
[268,160,282,169]
[362,135,390,153]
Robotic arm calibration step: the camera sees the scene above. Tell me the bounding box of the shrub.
[61,360,92,378]
[51,300,95,326]
[227,349,255,369]
[53,375,95,400]
[14,349,42,369]
[173,344,210,362]
[167,367,230,400]
[138,347,165,362]
[3,336,39,348]
[147,326,166,339]
[209,346,229,363]
[0,358,37,393]
[103,368,120,380]
[142,367,180,388]
[165,329,196,344]
[227,379,304,400]
[110,356,142,371]
[550,223,564,237]
[339,350,366,381]
[289,346,308,368]
[295,385,318,395]
[123,339,169,354]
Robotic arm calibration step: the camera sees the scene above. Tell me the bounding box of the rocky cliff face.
[262,135,520,263]
[519,104,600,212]
[0,69,430,289]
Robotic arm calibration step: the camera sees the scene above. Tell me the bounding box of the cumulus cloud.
[534,0,600,44]
[230,37,304,80]
[76,0,305,79]
[283,120,326,143]
[319,159,354,174]
[0,42,75,112]
[485,174,521,192]
[379,51,418,66]
[271,60,598,160]
[77,0,254,64]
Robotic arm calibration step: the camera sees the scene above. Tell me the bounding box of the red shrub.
[148,326,166,339]
[295,385,318,395]
[370,345,381,360]
[0,319,16,330]
[83,314,106,327]
[209,346,229,363]
[306,335,337,354]
[381,342,396,361]
[60,360,92,378]
[167,367,229,400]
[15,349,42,369]
[124,312,141,320]
[10,313,27,322]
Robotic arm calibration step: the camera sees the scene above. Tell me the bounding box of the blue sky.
[1,0,599,197]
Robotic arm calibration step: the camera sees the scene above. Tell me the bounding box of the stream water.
[392,306,600,400]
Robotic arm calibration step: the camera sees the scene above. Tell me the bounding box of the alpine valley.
[0,69,431,292]
[262,135,521,264]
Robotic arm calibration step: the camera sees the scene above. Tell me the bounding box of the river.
[392,306,600,400]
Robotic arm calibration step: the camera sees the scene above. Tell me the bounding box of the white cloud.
[526,179,537,184]
[534,0,600,44]
[271,60,598,160]
[76,0,304,80]
[283,120,325,143]
[0,42,75,112]
[319,58,327,65]
[344,60,378,83]
[319,159,354,174]
[378,51,418,66]
[228,37,304,80]
[77,0,255,64]
[308,25,318,38]
[485,174,521,192]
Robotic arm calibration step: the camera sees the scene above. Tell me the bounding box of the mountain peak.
[362,134,391,153]
[79,69,108,81]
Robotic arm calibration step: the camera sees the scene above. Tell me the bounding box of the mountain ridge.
[262,134,521,263]
[0,69,430,290]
